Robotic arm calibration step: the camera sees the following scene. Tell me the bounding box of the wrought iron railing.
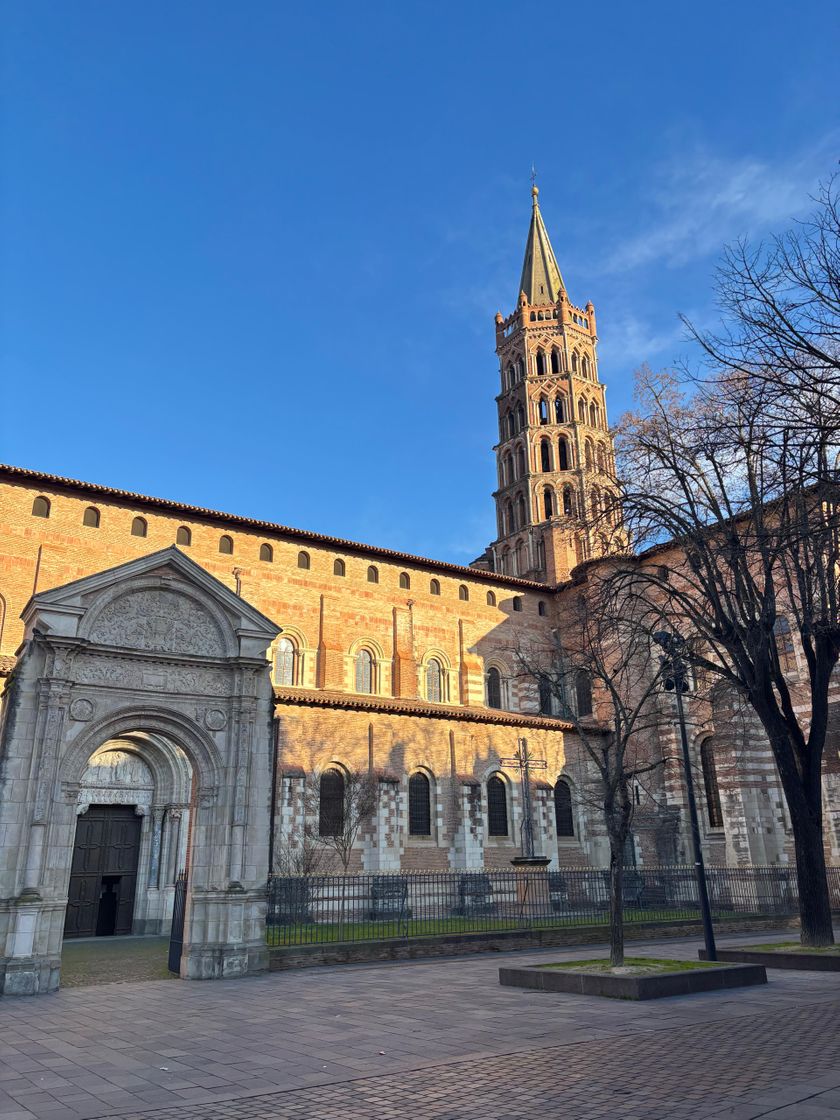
[266,866,840,947]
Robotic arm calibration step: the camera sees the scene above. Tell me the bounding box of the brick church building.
[0,187,834,993]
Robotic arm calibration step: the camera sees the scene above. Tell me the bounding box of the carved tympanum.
[88,589,224,657]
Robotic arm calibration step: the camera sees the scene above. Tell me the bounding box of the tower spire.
[518,184,565,305]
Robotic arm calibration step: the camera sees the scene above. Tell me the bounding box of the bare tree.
[514,566,671,966]
[311,768,378,873]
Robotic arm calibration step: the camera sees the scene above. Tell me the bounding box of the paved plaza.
[2,932,840,1120]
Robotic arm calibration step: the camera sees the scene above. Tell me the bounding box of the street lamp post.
[653,631,717,962]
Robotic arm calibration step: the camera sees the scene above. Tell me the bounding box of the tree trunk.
[789,797,834,946]
[608,845,625,967]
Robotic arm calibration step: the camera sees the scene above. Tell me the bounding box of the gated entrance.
[65,805,142,938]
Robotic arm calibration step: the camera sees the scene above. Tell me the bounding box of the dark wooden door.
[65,806,142,938]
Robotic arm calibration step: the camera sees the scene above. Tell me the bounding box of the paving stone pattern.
[2,932,840,1120]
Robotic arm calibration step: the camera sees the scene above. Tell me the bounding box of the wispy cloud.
[597,312,687,366]
[603,135,837,274]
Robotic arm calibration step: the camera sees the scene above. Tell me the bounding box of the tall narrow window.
[700,740,724,828]
[367,565,379,584]
[512,596,523,612]
[82,506,100,528]
[563,486,575,517]
[536,351,546,376]
[487,776,508,836]
[538,600,547,616]
[458,584,469,601]
[515,494,526,530]
[544,489,553,519]
[539,677,553,715]
[540,440,552,472]
[260,543,274,562]
[132,516,148,538]
[558,438,570,471]
[408,773,432,835]
[554,780,574,837]
[31,496,50,518]
[219,534,233,554]
[334,558,346,576]
[297,550,310,570]
[486,590,497,607]
[425,658,443,702]
[319,769,345,836]
[516,446,526,478]
[575,669,593,717]
[582,355,591,379]
[355,648,374,694]
[585,439,594,470]
[430,578,441,595]
[590,402,599,427]
[516,405,525,431]
[578,399,587,422]
[571,351,579,374]
[774,616,797,673]
[486,666,502,709]
[176,525,192,546]
[550,348,561,374]
[275,637,296,686]
[399,571,410,589]
[539,399,548,424]
[554,397,566,423]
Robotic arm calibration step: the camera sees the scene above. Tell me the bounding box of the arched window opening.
[516,404,525,431]
[585,439,594,470]
[539,677,553,714]
[459,584,469,601]
[502,412,512,441]
[408,773,432,835]
[487,776,509,836]
[700,740,724,828]
[512,596,523,612]
[571,351,579,374]
[319,769,345,837]
[538,600,547,616]
[367,565,379,584]
[563,486,576,517]
[506,364,514,390]
[260,543,274,562]
[535,535,545,571]
[425,658,443,703]
[575,669,593,716]
[554,396,566,423]
[597,444,607,473]
[297,550,310,570]
[515,494,527,530]
[334,558,346,576]
[31,495,50,519]
[399,571,410,589]
[558,437,570,471]
[774,616,797,673]
[275,637,297,686]
[132,516,148,539]
[516,446,526,478]
[486,666,502,709]
[582,355,591,379]
[590,402,599,428]
[219,534,233,554]
[504,500,514,535]
[540,439,552,472]
[536,350,546,376]
[83,506,100,528]
[578,399,587,423]
[538,398,548,425]
[514,541,526,575]
[355,648,374,694]
[554,780,575,837]
[176,525,192,547]
[486,590,497,607]
[591,486,601,518]
[544,489,554,519]
[430,578,441,596]
[550,348,561,374]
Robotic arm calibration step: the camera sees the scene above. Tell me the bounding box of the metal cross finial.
[501,738,547,860]
[530,164,537,187]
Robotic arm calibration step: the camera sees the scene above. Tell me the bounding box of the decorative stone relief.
[72,653,229,697]
[69,697,96,722]
[88,589,225,657]
[204,709,227,731]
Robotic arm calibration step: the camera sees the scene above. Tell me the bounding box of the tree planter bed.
[700,946,840,971]
[499,959,767,1000]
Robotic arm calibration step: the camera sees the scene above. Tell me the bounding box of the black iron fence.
[266,866,840,947]
[168,870,188,972]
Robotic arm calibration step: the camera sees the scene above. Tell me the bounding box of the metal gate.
[168,870,188,973]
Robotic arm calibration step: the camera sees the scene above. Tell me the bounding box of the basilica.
[0,188,832,994]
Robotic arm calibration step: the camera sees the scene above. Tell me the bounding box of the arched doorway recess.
[0,547,279,995]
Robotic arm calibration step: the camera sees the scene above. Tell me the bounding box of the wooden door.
[65,806,142,938]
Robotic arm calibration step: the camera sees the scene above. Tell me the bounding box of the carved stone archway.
[0,547,279,995]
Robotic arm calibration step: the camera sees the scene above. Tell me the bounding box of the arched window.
[399,571,410,589]
[515,494,526,530]
[551,348,561,374]
[571,351,579,374]
[486,590,497,607]
[367,565,379,584]
[502,412,512,441]
[516,446,526,478]
[430,578,441,595]
[506,364,514,390]
[774,616,797,673]
[512,596,523,612]
[544,489,553,519]
[554,397,566,423]
[536,350,546,376]
[539,677,553,714]
[538,399,548,424]
[575,669,593,717]
[590,402,599,428]
[582,355,591,379]
[132,516,148,538]
[516,405,525,431]
[487,776,508,836]
[176,525,191,546]
[538,600,547,616]
[297,550,310,570]
[540,439,552,472]
[459,584,469,601]
[597,444,607,473]
[558,437,570,471]
[219,534,233,554]
[275,637,296,686]
[486,666,502,709]
[700,740,724,829]
[319,769,345,837]
[504,500,513,535]
[31,495,50,519]
[260,543,273,562]
[585,439,594,470]
[355,648,374,694]
[554,780,574,837]
[334,557,346,576]
[563,486,576,517]
[80,506,99,528]
[591,486,601,518]
[578,399,587,423]
[514,541,526,575]
[408,772,432,835]
[425,658,443,702]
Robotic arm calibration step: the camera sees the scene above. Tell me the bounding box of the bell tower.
[484,185,620,584]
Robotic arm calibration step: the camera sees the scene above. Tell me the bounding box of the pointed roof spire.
[518,183,565,305]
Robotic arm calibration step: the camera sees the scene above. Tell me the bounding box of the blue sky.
[2,1,838,563]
